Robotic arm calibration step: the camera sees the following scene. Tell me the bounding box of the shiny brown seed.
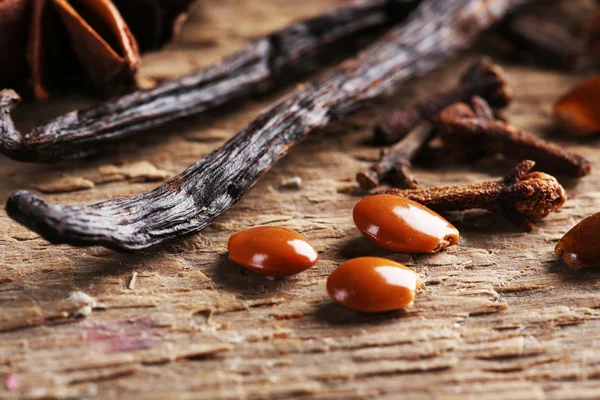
[326,257,420,313]
[353,194,459,253]
[555,212,600,269]
[553,76,600,136]
[228,226,318,277]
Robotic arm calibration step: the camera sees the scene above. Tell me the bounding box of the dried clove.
[437,97,591,177]
[5,0,537,251]
[553,75,600,137]
[383,160,567,231]
[356,123,434,190]
[499,13,580,71]
[374,57,512,145]
[0,0,423,162]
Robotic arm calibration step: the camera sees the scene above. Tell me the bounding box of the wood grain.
[1,0,600,398]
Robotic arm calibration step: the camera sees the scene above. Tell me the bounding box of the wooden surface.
[2,1,600,398]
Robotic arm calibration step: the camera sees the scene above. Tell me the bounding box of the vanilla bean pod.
[0,0,422,162]
[6,0,535,251]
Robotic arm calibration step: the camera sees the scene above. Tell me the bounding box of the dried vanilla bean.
[6,0,535,251]
[0,0,422,162]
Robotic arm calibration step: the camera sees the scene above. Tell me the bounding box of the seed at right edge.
[555,212,600,269]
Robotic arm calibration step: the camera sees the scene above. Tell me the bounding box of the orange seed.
[228,226,318,276]
[553,75,600,136]
[327,257,420,313]
[555,212,600,269]
[353,194,459,253]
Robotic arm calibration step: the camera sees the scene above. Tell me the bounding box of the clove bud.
[374,57,512,145]
[382,160,567,231]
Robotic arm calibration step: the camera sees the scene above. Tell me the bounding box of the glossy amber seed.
[553,76,600,136]
[353,194,459,253]
[228,226,318,276]
[555,212,600,269]
[327,257,420,312]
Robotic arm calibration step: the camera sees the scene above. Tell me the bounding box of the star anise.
[0,0,196,100]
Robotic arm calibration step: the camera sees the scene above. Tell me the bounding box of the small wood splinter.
[382,160,567,232]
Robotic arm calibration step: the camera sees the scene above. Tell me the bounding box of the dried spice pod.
[0,0,196,99]
[383,160,567,232]
[327,257,420,313]
[228,226,318,277]
[353,194,459,253]
[5,0,537,251]
[555,212,600,269]
[0,0,423,162]
[553,76,600,137]
[438,99,591,177]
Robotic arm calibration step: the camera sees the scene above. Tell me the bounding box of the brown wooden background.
[2,1,600,398]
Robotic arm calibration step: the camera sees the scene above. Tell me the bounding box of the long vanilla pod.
[0,0,421,162]
[6,0,534,250]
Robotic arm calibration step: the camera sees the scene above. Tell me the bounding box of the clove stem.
[356,123,434,190]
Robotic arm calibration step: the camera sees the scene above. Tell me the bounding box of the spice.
[228,227,318,277]
[326,257,420,313]
[437,98,591,177]
[353,194,459,253]
[374,57,512,145]
[0,0,422,162]
[553,76,600,137]
[383,160,567,231]
[5,0,537,250]
[555,212,600,269]
[0,0,196,100]
[499,13,580,71]
[357,123,433,190]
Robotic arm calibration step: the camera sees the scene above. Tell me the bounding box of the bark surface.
[1,1,599,399]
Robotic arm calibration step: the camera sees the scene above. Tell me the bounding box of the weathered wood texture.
[1,1,600,399]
